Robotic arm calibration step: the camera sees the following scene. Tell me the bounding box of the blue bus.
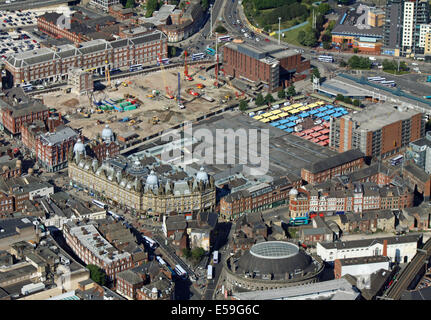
[206,47,216,56]
[288,217,310,226]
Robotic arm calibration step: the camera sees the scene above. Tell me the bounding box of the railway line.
[382,238,431,300]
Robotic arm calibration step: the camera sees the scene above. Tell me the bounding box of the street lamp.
[278,17,281,45]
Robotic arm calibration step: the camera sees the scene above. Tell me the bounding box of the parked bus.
[368,77,386,83]
[317,55,334,63]
[206,47,216,56]
[157,58,170,66]
[192,52,205,61]
[217,35,232,43]
[21,83,33,92]
[174,264,187,279]
[129,64,143,72]
[213,251,219,264]
[207,265,213,280]
[143,236,157,248]
[92,199,106,209]
[390,155,403,166]
[367,76,385,81]
[156,256,166,266]
[288,216,310,226]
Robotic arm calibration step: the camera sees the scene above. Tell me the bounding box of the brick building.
[289,182,413,217]
[330,104,425,159]
[35,126,79,172]
[301,149,365,184]
[223,42,310,92]
[5,30,168,87]
[0,89,49,135]
[403,162,431,200]
[109,5,133,21]
[37,12,118,44]
[219,178,291,220]
[64,223,135,281]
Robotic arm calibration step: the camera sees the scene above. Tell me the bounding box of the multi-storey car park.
[3,30,168,87]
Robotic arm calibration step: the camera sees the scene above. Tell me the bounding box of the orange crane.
[184,51,193,81]
[158,53,174,99]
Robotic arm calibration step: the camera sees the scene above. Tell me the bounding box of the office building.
[223,42,310,92]
[383,0,404,55]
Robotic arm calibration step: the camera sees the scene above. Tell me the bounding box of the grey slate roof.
[306,149,365,174]
[319,234,421,250]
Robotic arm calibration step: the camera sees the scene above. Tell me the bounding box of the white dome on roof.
[146,170,158,189]
[102,125,114,142]
[196,167,208,183]
[289,188,298,196]
[73,138,85,154]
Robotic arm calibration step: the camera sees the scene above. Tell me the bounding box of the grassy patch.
[280,22,309,46]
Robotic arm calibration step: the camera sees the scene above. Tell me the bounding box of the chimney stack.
[383,239,388,257]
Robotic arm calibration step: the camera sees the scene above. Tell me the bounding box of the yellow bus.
[262,112,272,118]
[260,118,271,123]
[269,115,280,121]
[253,115,263,120]
[279,112,289,118]
[289,109,300,114]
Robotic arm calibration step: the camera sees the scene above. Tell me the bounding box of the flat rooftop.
[342,103,421,132]
[133,112,337,183]
[39,126,78,146]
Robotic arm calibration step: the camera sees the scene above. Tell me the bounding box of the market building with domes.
[86,125,120,162]
[68,137,216,214]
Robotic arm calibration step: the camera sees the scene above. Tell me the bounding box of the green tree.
[179,1,186,9]
[201,0,209,11]
[323,42,331,50]
[297,30,306,45]
[303,31,317,47]
[287,85,296,97]
[146,0,159,17]
[255,93,265,106]
[86,264,106,286]
[125,0,135,8]
[353,99,361,107]
[311,68,320,82]
[182,248,191,259]
[339,60,347,67]
[336,94,345,102]
[264,93,275,104]
[317,3,331,15]
[215,25,227,33]
[353,48,359,53]
[277,90,286,100]
[344,97,353,104]
[191,247,205,262]
[239,100,248,111]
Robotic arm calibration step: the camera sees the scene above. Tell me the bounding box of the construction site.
[36,52,248,140]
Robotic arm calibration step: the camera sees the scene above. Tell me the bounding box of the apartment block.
[383,0,404,53]
[329,104,424,159]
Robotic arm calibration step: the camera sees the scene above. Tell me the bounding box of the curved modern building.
[224,241,324,291]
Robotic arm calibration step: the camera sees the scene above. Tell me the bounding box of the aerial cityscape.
[0,0,430,305]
